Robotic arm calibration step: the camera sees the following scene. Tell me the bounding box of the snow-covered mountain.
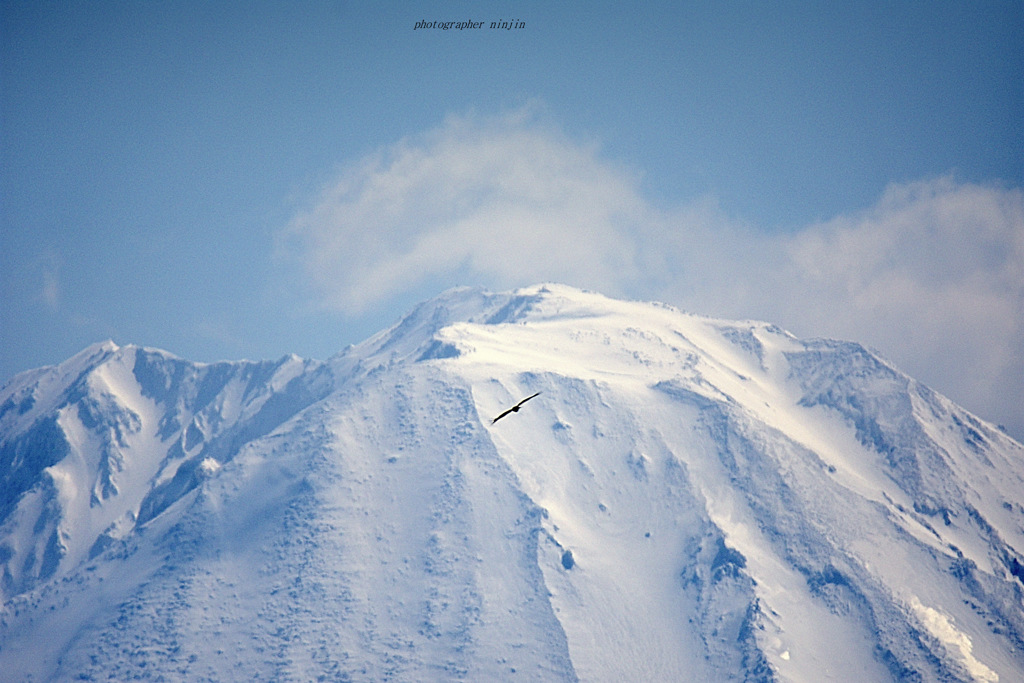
[1,283,1022,682]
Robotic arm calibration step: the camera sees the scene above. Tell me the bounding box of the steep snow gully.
[1,284,1022,681]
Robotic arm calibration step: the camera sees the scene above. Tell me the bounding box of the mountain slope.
[1,284,1022,681]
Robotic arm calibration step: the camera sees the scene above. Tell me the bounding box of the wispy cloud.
[782,179,1023,415]
[279,104,656,313]
[281,107,1024,437]
[39,253,61,312]
[672,178,1024,435]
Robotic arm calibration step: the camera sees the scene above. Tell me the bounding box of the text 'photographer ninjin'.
[413,19,524,31]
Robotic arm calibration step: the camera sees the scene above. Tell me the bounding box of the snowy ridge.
[1,283,1022,681]
[0,342,330,601]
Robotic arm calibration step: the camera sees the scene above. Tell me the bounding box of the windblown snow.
[1,283,1022,682]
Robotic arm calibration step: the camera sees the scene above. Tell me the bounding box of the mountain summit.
[2,284,1022,681]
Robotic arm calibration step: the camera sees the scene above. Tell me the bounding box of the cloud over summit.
[282,109,1024,438]
[282,107,653,313]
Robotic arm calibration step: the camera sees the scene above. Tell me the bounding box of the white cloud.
[39,253,61,312]
[280,105,655,314]
[778,179,1023,436]
[660,177,1024,436]
[281,109,1024,438]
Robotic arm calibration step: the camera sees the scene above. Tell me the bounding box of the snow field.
[2,283,1022,681]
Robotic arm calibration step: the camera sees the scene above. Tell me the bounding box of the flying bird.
[491,392,541,424]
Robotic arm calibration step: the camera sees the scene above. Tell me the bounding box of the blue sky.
[2,1,1022,437]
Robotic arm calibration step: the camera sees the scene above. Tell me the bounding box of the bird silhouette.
[491,392,541,424]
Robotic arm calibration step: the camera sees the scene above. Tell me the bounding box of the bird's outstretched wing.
[491,407,515,424]
[514,392,541,408]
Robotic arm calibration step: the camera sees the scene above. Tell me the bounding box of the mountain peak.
[2,284,1022,682]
